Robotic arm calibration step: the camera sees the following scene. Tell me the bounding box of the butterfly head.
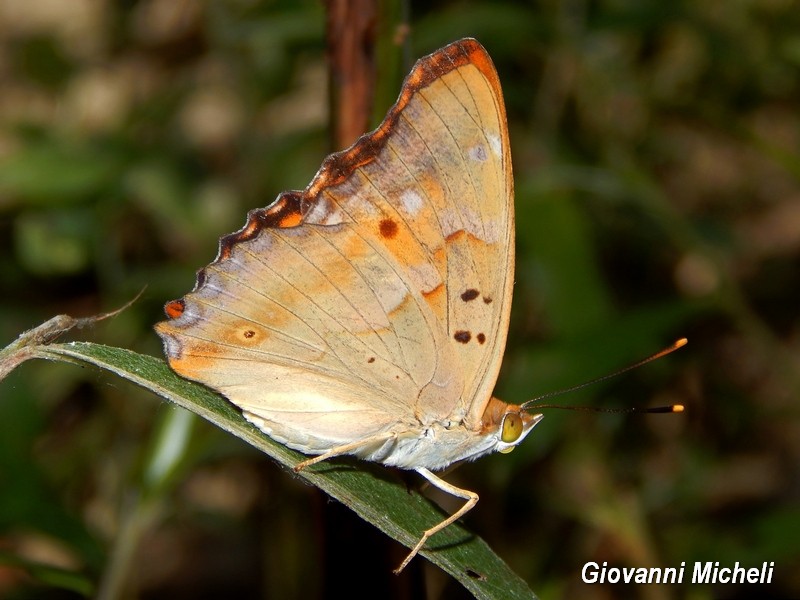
[481,397,543,455]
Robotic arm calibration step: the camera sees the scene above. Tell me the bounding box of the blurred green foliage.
[1,1,799,598]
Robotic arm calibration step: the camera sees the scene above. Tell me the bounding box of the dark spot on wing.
[379,218,398,239]
[461,288,479,302]
[477,333,486,344]
[454,330,471,343]
[483,296,493,304]
[243,330,256,339]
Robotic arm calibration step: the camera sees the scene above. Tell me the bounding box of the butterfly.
[155,38,543,573]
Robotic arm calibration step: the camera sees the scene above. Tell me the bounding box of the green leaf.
[26,341,536,600]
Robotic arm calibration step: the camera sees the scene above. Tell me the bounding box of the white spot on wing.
[306,195,345,225]
[487,133,502,157]
[399,188,424,215]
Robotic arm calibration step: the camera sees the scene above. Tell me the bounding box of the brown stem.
[325,0,378,149]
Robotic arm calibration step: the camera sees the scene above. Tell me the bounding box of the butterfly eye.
[501,412,524,444]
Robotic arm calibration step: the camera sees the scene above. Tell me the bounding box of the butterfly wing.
[155,38,513,454]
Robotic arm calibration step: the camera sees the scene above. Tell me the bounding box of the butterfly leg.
[293,431,398,472]
[394,467,479,574]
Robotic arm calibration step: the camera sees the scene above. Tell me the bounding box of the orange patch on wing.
[279,211,303,227]
[421,282,447,318]
[445,229,466,243]
[164,299,185,319]
[422,283,445,300]
[168,342,221,377]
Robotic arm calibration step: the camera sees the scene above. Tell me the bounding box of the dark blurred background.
[1,1,798,599]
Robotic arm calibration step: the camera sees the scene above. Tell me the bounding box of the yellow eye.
[501,412,523,444]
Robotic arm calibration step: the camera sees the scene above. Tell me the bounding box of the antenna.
[520,338,687,414]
